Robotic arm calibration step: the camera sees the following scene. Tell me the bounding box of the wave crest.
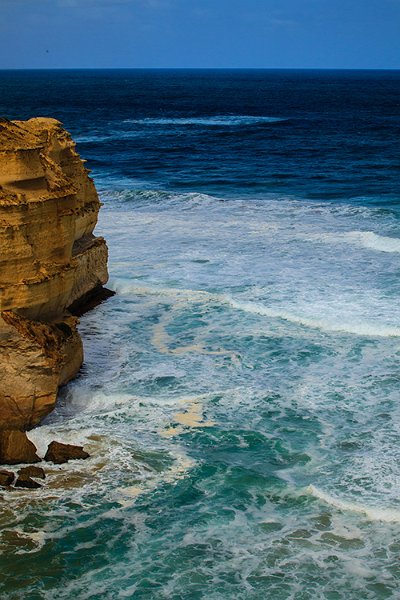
[228,299,400,338]
[307,485,400,523]
[123,115,287,127]
[345,231,400,253]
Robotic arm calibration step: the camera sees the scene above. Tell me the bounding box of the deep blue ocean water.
[1,69,400,599]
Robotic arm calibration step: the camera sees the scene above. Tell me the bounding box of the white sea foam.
[345,231,400,253]
[108,280,400,339]
[103,189,220,210]
[307,485,400,523]
[111,279,218,303]
[228,298,400,338]
[11,529,47,555]
[305,230,400,253]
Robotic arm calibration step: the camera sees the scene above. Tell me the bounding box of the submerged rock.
[18,465,46,479]
[0,469,15,487]
[45,441,90,464]
[0,431,40,465]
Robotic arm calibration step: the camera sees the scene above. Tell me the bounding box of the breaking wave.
[345,231,400,253]
[307,485,400,523]
[228,299,400,338]
[123,115,288,126]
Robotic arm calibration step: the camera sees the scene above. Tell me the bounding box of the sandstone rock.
[0,431,40,465]
[18,465,45,479]
[14,475,42,489]
[0,117,111,430]
[44,441,90,464]
[0,469,15,487]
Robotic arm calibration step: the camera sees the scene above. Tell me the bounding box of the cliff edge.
[0,117,110,433]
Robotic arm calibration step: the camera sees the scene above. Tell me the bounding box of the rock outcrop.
[44,440,90,464]
[0,430,41,464]
[14,474,42,489]
[18,465,46,479]
[0,469,15,487]
[0,117,110,436]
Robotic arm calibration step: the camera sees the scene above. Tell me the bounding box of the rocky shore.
[0,117,111,478]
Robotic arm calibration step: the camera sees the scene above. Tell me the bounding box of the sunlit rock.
[0,117,111,435]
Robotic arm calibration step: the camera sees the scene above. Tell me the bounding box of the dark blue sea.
[1,69,400,599]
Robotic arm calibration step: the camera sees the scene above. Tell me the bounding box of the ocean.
[1,69,400,599]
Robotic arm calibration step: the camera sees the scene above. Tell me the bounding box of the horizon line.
[1,67,400,72]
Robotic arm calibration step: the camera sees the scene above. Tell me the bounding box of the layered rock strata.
[0,117,110,435]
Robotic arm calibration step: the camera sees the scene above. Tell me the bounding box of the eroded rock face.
[0,430,41,464]
[0,469,15,487]
[0,117,110,432]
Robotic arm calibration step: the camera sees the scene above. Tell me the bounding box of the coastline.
[0,70,400,599]
[0,117,111,478]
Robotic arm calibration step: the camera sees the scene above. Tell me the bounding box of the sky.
[1,0,400,69]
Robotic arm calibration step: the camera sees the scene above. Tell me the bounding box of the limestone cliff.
[0,117,110,431]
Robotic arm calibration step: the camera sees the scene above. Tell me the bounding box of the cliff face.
[0,117,109,431]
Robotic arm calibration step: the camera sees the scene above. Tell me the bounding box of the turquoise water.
[2,192,400,598]
[1,70,400,598]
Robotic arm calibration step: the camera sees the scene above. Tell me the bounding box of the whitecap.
[227,298,400,338]
[307,485,400,523]
[345,231,400,253]
[107,281,400,339]
[123,115,287,127]
[304,230,400,253]
[110,279,218,303]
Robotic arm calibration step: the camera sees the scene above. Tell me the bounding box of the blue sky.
[1,0,400,69]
